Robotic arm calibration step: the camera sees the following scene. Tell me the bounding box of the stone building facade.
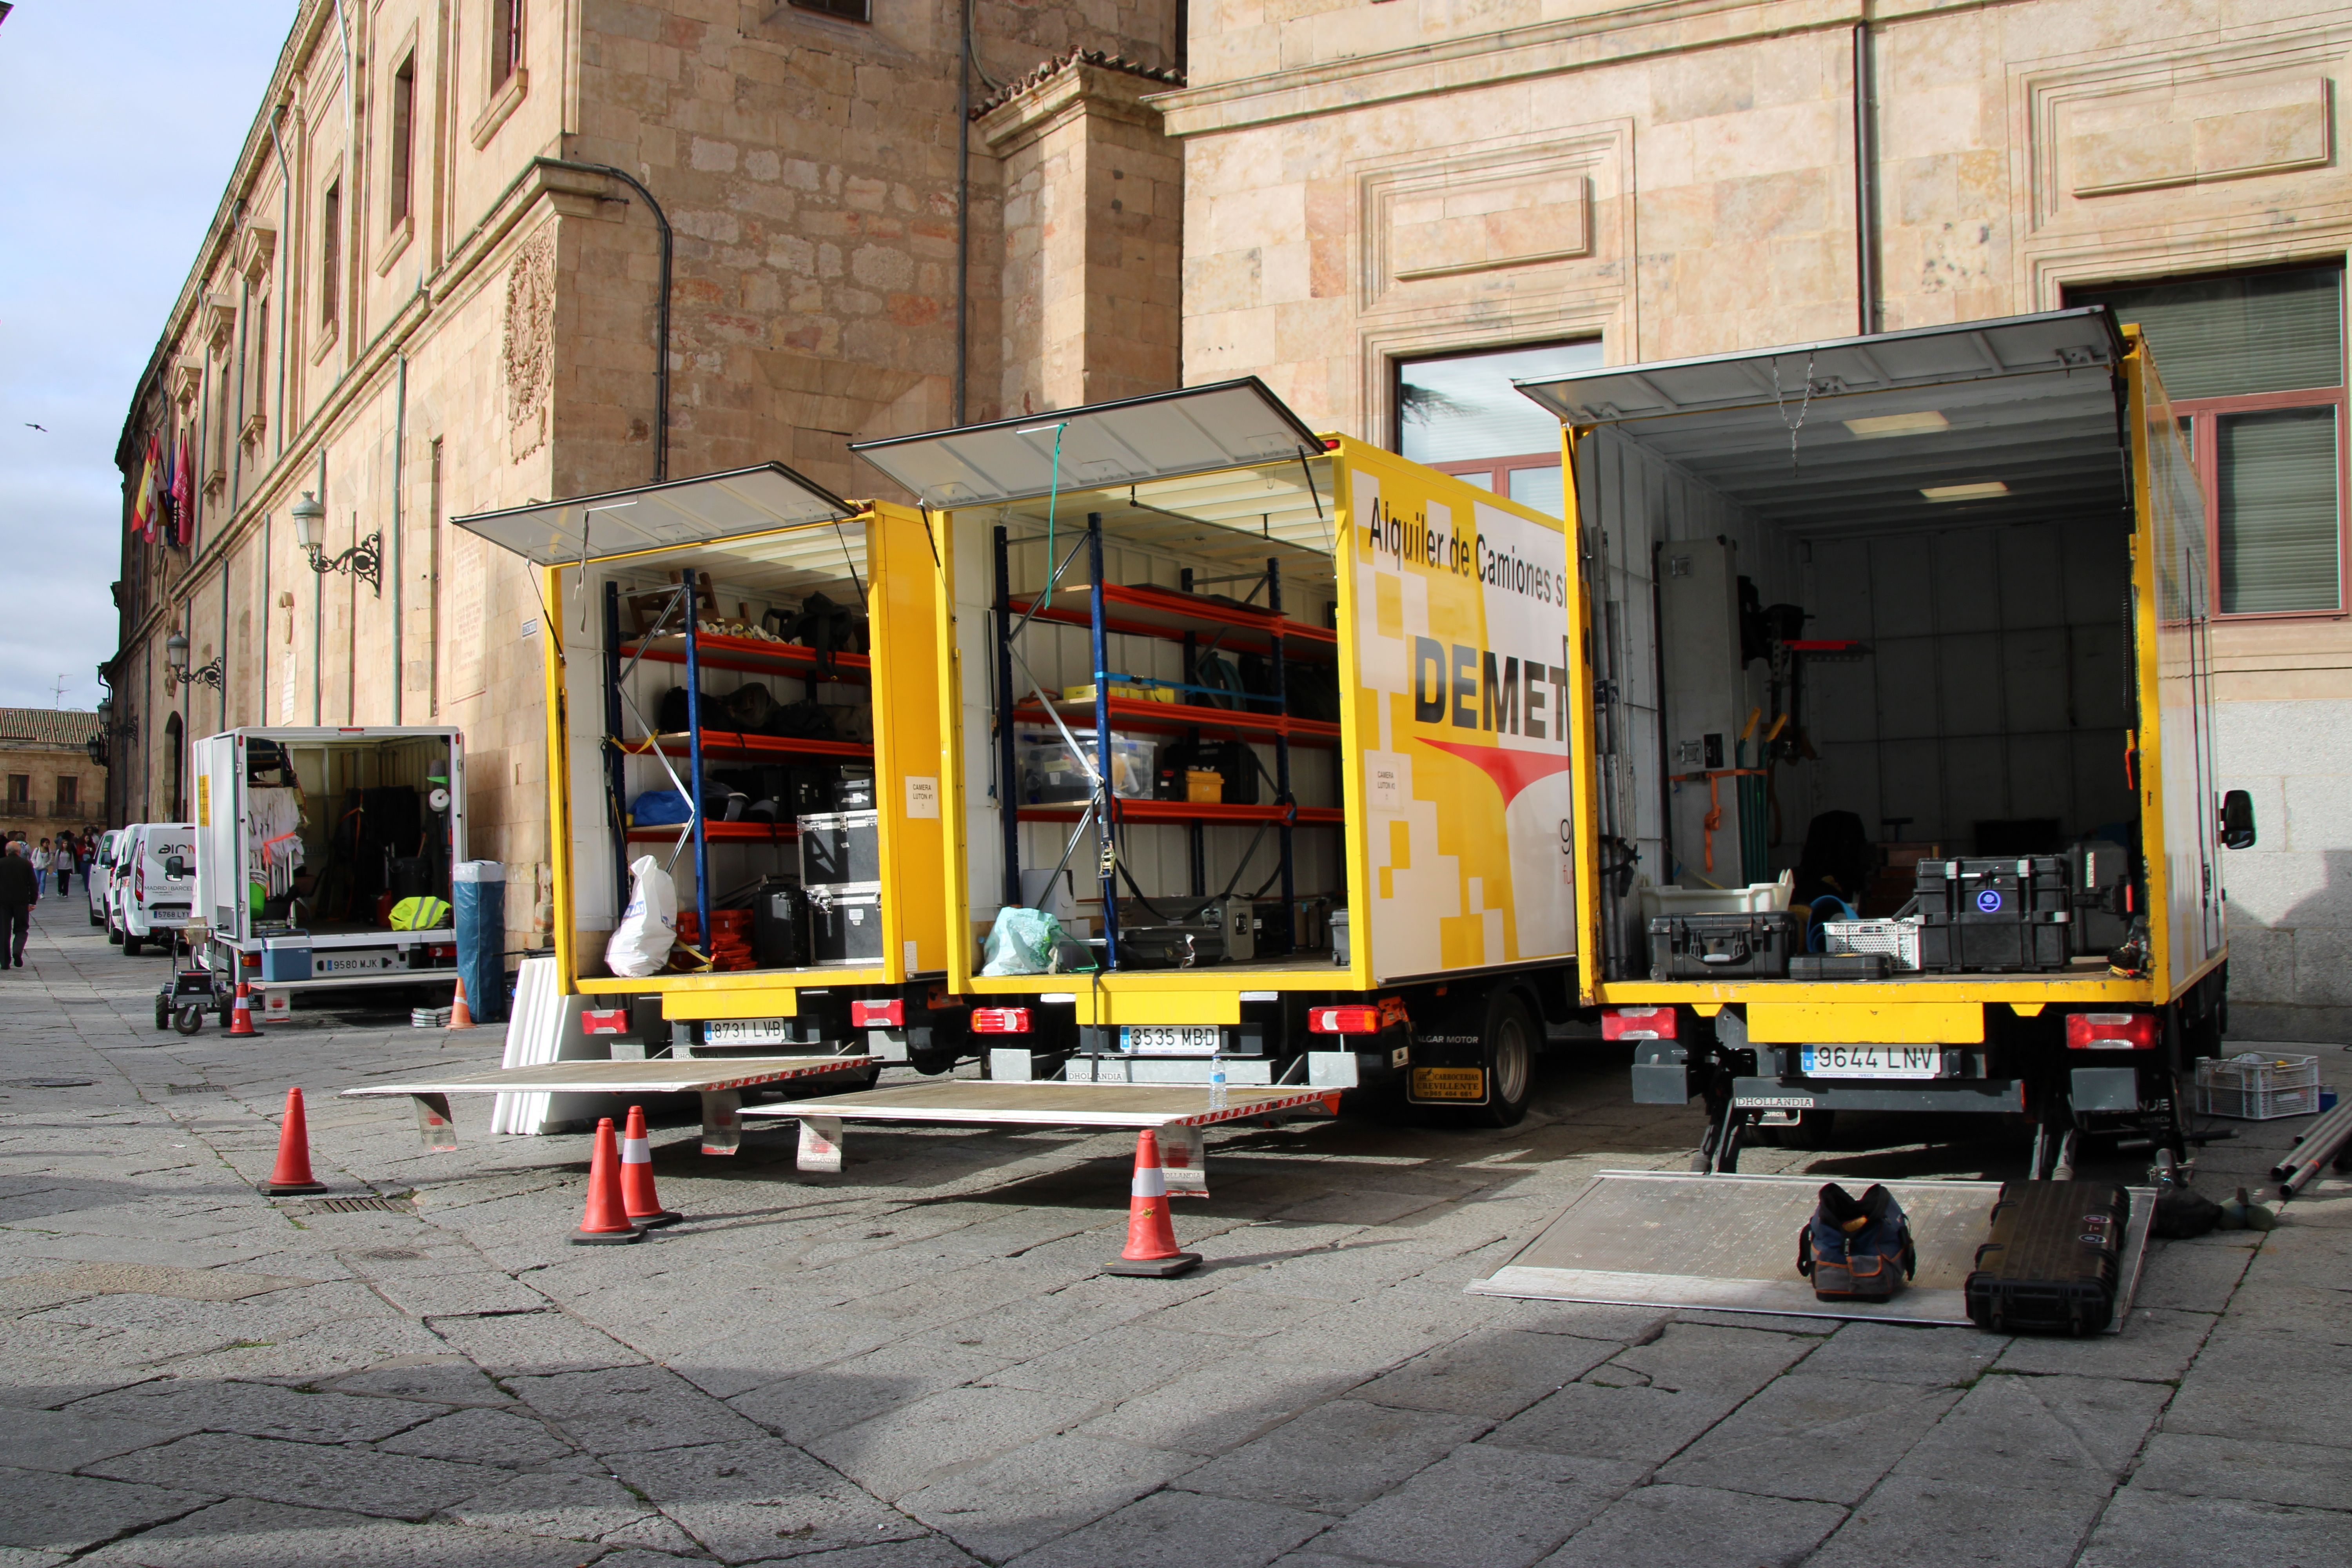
[1154,0,2352,1040]
[109,0,1185,949]
[0,711,105,838]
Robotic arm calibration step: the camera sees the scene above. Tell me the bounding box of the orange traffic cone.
[619,1104,681,1228]
[228,983,261,1038]
[448,977,474,1029]
[262,1087,328,1195]
[572,1117,644,1245]
[1104,1129,1200,1278]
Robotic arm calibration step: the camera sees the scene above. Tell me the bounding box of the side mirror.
[2220,789,2257,850]
[163,855,187,879]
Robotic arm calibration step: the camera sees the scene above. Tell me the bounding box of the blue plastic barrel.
[452,861,508,1025]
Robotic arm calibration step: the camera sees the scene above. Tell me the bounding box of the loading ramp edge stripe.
[338,1055,874,1097]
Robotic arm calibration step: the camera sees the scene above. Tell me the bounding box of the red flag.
[173,428,195,546]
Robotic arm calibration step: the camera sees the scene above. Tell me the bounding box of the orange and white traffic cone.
[447,977,474,1030]
[1104,1129,1200,1278]
[572,1117,644,1245]
[228,982,261,1038]
[619,1104,681,1228]
[262,1087,328,1195]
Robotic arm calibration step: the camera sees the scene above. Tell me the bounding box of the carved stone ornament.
[503,230,557,463]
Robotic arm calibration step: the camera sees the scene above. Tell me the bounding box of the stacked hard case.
[1916,857,2071,973]
[1963,1180,2131,1335]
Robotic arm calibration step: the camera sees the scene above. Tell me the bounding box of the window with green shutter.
[2069,265,2346,617]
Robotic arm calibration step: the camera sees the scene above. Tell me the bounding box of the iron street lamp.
[164,630,224,691]
[290,490,381,595]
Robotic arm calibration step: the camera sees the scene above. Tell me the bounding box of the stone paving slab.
[4,900,2350,1565]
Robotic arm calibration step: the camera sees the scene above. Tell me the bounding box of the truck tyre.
[1472,991,1536,1128]
[123,934,142,957]
[88,906,102,927]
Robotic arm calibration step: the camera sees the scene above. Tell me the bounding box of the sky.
[0,2,296,711]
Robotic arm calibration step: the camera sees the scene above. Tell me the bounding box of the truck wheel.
[88,907,102,927]
[1472,991,1536,1128]
[123,934,142,957]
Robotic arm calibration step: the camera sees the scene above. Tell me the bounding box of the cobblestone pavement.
[3,897,2348,1568]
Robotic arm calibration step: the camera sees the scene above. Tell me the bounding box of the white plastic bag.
[604,855,677,978]
[980,906,1063,976]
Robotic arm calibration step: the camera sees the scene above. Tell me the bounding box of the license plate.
[151,906,191,925]
[1410,1065,1486,1101]
[1121,1025,1220,1056]
[704,1017,791,1047]
[1801,1045,1945,1079]
[314,952,395,975]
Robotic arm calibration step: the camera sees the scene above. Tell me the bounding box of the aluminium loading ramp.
[741,1080,1341,1179]
[341,1055,875,1156]
[1467,1171,2154,1332]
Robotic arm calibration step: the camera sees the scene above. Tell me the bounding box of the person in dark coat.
[0,840,39,968]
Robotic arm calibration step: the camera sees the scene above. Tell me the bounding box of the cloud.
[0,2,296,710]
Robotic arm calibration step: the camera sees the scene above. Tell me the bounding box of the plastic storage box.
[2194,1053,2322,1120]
[1916,857,2071,973]
[1020,731,1156,802]
[1823,918,1922,971]
[1637,873,1794,923]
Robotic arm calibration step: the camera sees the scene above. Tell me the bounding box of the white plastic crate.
[2194,1053,2322,1120]
[1822,918,1922,972]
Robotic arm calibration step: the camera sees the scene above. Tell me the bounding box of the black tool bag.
[1964,1180,2130,1336]
[788,590,871,672]
[1798,1183,1916,1300]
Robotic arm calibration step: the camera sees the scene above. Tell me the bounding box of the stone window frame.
[378,29,421,274]
[789,0,873,22]
[472,0,530,149]
[314,159,345,361]
[2061,259,2351,624]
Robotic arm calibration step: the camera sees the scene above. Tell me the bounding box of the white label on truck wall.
[905,776,939,819]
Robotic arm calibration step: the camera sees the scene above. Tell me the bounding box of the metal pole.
[603,582,629,922]
[992,524,1021,908]
[682,601,711,958]
[1852,22,1878,337]
[1088,514,1116,969]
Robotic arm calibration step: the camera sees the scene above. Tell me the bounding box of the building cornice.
[977,57,1173,156]
[1147,0,2024,136]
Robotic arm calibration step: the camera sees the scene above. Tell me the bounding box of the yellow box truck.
[849,379,1586,1125]
[1521,307,2249,1174]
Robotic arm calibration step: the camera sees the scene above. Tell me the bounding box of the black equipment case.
[1964,1180,2131,1336]
[1916,857,2071,973]
[1647,911,1804,980]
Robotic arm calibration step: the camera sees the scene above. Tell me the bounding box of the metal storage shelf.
[1009,696,1340,748]
[621,731,874,763]
[626,821,802,844]
[1017,800,1343,826]
[1005,581,1335,662]
[619,630,872,682]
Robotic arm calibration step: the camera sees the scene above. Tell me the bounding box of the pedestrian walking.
[54,832,74,897]
[0,841,38,969]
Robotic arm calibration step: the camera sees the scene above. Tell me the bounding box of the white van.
[87,829,124,927]
[117,823,196,956]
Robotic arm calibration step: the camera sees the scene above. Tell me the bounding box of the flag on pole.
[130,438,157,539]
[171,427,194,542]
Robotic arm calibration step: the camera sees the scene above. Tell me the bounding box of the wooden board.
[339,1055,873,1099]
[742,1080,1339,1129]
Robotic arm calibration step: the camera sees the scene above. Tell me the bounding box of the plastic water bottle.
[1208,1058,1227,1112]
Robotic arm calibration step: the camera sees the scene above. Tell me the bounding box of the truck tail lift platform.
[339,1054,875,1156]
[741,1081,1342,1180]
[1524,307,2249,1174]
[1468,1170,2154,1331]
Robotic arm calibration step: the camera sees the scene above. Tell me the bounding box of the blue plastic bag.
[632,789,692,826]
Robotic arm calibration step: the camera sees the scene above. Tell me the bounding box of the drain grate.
[306,1196,414,1214]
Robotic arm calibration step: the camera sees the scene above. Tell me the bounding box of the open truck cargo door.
[1521,308,2229,1172]
[451,464,952,1063]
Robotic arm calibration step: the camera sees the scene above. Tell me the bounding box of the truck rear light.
[2067,1011,2157,1050]
[1602,1006,1677,1041]
[580,1008,632,1035]
[427,944,456,960]
[971,1007,1031,1034]
[1309,1005,1381,1034]
[851,999,904,1028]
